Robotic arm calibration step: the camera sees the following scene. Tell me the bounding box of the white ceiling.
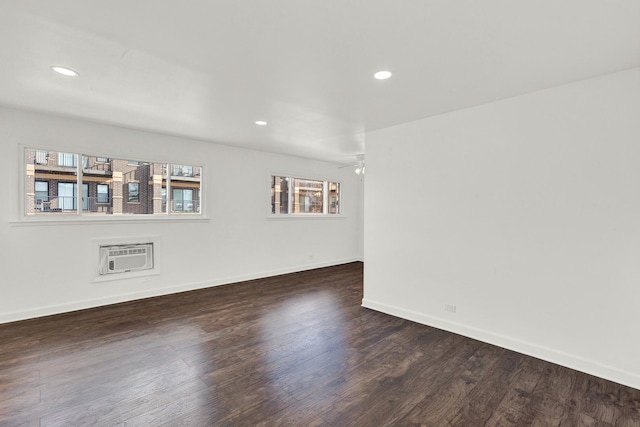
[0,1,639,163]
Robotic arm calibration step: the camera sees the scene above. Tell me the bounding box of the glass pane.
[86,157,159,215]
[57,183,76,211]
[172,188,183,211]
[328,182,340,214]
[185,189,194,212]
[271,176,289,214]
[128,182,140,202]
[35,151,48,164]
[58,152,77,167]
[171,164,199,178]
[34,181,49,212]
[170,164,201,214]
[82,184,89,210]
[35,181,48,198]
[117,160,154,214]
[97,185,109,203]
[293,178,323,213]
[25,148,79,215]
[171,189,195,212]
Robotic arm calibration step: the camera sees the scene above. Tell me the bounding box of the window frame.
[268,173,343,218]
[18,145,208,223]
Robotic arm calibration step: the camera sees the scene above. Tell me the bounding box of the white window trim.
[10,216,210,227]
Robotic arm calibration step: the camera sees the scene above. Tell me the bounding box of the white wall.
[363,68,640,389]
[0,107,361,323]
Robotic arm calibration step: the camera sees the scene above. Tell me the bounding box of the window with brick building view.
[271,176,340,215]
[24,149,202,216]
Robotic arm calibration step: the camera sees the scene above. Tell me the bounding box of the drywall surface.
[363,68,640,389]
[357,175,365,261]
[0,107,361,322]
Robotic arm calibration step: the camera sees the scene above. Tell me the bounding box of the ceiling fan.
[339,154,365,175]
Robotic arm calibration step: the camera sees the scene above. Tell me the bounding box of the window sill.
[10,215,210,227]
[267,214,345,220]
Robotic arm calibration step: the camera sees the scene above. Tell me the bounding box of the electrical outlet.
[445,304,457,313]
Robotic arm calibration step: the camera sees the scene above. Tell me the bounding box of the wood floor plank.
[448,348,521,425]
[398,345,502,426]
[1,262,640,426]
[484,356,547,426]
[41,377,209,426]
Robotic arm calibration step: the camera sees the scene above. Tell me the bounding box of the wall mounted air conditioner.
[99,243,154,275]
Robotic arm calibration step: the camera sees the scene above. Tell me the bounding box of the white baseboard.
[0,258,360,324]
[361,298,640,391]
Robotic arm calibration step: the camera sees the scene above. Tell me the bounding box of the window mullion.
[166,163,171,215]
[288,178,293,214]
[77,154,83,215]
[323,181,328,214]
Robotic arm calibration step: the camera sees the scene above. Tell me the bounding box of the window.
[24,148,203,217]
[58,152,77,167]
[97,184,109,203]
[272,176,290,214]
[295,178,324,213]
[35,181,49,211]
[35,181,48,202]
[271,175,341,215]
[328,182,340,215]
[168,164,200,214]
[128,182,140,202]
[57,183,88,211]
[57,183,74,210]
[35,151,48,165]
[172,188,195,212]
[172,164,197,177]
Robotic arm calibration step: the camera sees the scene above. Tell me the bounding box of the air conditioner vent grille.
[99,243,154,275]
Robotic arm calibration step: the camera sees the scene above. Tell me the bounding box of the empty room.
[1,1,640,425]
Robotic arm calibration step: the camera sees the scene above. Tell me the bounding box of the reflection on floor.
[1,262,639,425]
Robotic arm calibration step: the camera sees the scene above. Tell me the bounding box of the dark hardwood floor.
[1,262,639,426]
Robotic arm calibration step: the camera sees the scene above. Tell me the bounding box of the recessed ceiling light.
[374,70,392,80]
[255,120,267,126]
[51,66,79,77]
